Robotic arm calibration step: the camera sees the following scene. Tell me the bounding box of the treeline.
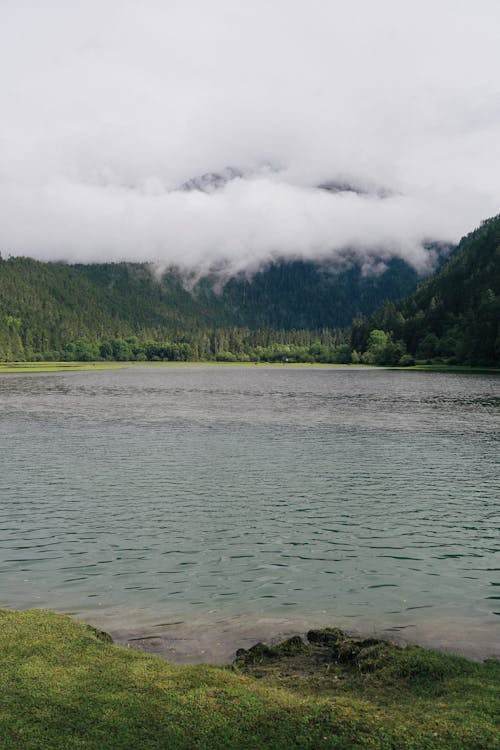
[0,316,418,366]
[30,328,358,364]
[350,215,500,367]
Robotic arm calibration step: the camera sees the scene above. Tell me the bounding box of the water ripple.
[0,366,498,651]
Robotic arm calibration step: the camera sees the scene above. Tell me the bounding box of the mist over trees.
[0,215,498,367]
[0,255,421,363]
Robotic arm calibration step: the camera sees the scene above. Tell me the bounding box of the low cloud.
[1,0,499,274]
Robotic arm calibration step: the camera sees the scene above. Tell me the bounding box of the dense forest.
[0,253,424,362]
[0,215,498,366]
[352,214,500,367]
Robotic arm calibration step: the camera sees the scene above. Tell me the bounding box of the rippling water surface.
[0,365,498,658]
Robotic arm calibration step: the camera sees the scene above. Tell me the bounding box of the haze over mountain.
[1,1,499,275]
[0,214,497,366]
[0,252,431,361]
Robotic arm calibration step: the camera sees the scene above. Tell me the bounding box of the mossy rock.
[306,627,346,646]
[235,635,306,664]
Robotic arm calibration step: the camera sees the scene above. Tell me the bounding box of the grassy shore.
[0,361,127,374]
[0,610,498,749]
[0,360,358,374]
[1,359,500,375]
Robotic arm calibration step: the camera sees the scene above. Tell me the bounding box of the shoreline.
[2,604,499,664]
[1,359,499,375]
[0,361,369,374]
[73,609,500,664]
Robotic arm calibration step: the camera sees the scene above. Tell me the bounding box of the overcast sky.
[1,0,499,273]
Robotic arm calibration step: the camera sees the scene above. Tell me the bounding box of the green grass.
[0,611,498,749]
[2,360,499,376]
[0,361,127,374]
[0,360,361,374]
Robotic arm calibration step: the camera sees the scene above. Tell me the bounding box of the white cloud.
[1,0,499,271]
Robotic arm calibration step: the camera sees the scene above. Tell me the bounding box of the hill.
[352,215,500,366]
[0,253,426,361]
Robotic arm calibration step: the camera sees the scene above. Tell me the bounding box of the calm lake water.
[0,365,499,660]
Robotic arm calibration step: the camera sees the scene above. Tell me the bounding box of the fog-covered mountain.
[0,250,440,360]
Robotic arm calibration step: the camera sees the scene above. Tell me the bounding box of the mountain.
[1,213,497,367]
[0,252,431,361]
[197,256,426,329]
[179,166,246,192]
[353,214,500,366]
[177,166,391,199]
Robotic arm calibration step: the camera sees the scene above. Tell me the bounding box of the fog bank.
[1,1,499,272]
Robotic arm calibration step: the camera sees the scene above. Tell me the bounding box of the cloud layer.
[1,0,499,272]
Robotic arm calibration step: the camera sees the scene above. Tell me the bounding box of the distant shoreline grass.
[0,360,364,374]
[391,363,500,374]
[1,360,499,374]
[0,361,127,373]
[0,609,498,749]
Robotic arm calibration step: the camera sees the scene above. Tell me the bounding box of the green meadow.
[0,360,356,374]
[0,361,125,374]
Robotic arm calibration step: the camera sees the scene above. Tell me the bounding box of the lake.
[0,365,498,661]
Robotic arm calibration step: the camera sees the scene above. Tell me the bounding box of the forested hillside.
[352,215,500,366]
[0,254,423,361]
[202,257,422,329]
[0,258,199,360]
[3,216,497,368]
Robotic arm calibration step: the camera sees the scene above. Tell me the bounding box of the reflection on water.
[0,366,498,659]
